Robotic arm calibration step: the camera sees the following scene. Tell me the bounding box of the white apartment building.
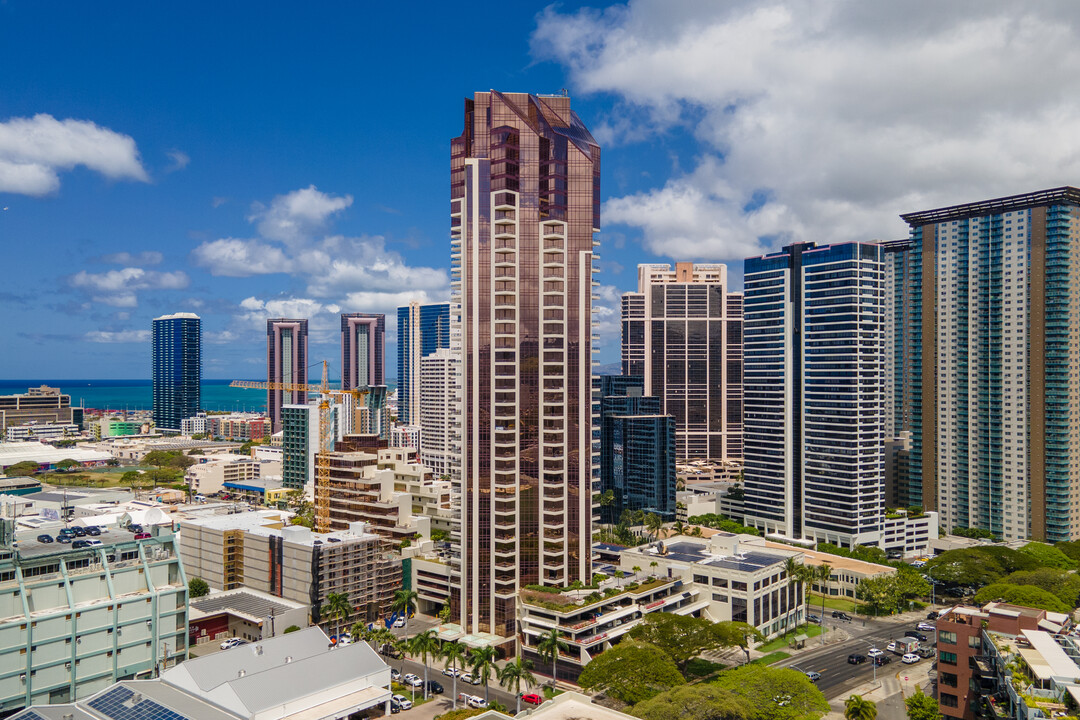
[390,424,420,453]
[419,347,460,481]
[184,456,266,496]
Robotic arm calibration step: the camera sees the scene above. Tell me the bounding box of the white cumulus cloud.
[190,238,291,277]
[101,251,163,266]
[250,185,353,246]
[0,114,149,196]
[70,267,189,307]
[534,1,1080,258]
[85,329,151,343]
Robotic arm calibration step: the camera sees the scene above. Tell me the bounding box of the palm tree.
[783,557,802,636]
[392,588,418,638]
[817,563,833,644]
[469,646,499,703]
[498,657,537,715]
[440,641,467,709]
[844,694,878,720]
[644,512,664,541]
[350,620,368,642]
[649,560,659,579]
[408,629,440,699]
[671,520,687,536]
[535,627,568,686]
[631,565,642,580]
[322,592,351,640]
[393,637,409,675]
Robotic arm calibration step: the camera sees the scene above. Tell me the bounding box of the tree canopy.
[1003,568,1080,607]
[188,577,210,598]
[972,583,1069,612]
[1018,542,1077,570]
[817,542,888,566]
[713,664,829,720]
[5,461,40,477]
[632,683,749,720]
[857,567,930,614]
[687,514,761,536]
[578,641,685,705]
[905,689,939,720]
[923,546,1038,588]
[628,614,751,671]
[143,450,196,470]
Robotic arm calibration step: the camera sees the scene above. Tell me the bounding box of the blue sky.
[4,1,1080,379]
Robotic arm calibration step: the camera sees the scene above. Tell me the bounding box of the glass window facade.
[151,313,201,431]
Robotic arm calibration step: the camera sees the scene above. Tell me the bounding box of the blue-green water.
[0,380,267,412]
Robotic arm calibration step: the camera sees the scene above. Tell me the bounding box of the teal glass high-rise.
[151,312,201,431]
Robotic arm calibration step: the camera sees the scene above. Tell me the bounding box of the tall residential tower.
[620,263,743,462]
[266,318,308,433]
[397,301,451,425]
[900,187,1080,542]
[741,242,886,548]
[151,312,201,431]
[451,91,599,639]
[341,313,385,391]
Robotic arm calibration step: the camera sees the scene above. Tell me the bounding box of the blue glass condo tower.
[397,301,451,425]
[152,312,201,431]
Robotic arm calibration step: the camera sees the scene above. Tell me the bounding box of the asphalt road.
[385,653,524,712]
[776,616,936,698]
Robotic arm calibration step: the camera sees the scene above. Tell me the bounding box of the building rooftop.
[0,441,114,467]
[763,541,894,576]
[180,510,381,547]
[155,312,201,321]
[900,186,1080,226]
[190,589,304,621]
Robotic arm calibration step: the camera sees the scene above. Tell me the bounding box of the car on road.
[847,654,867,665]
[521,693,544,706]
[461,673,482,686]
[403,673,423,688]
[832,611,852,621]
[886,641,897,653]
[393,617,406,628]
[805,671,821,683]
[874,655,892,667]
[902,653,920,664]
[392,694,412,711]
[220,637,244,650]
[390,668,401,682]
[427,680,444,694]
[917,647,936,659]
[37,534,53,543]
[867,648,883,658]
[443,667,461,678]
[917,621,936,631]
[381,643,401,658]
[907,631,928,642]
[807,614,822,624]
[466,696,488,709]
[926,611,940,620]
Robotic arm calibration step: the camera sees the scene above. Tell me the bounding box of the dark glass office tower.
[742,242,885,548]
[152,313,201,431]
[267,318,309,433]
[596,375,676,523]
[341,313,385,391]
[451,91,600,639]
[397,301,451,425]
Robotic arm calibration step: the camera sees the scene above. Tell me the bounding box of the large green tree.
[577,641,685,705]
[632,684,748,720]
[5,461,41,477]
[628,613,743,671]
[713,664,829,720]
[1018,542,1077,570]
[905,689,939,720]
[973,583,1069,612]
[1004,568,1080,607]
[188,577,210,598]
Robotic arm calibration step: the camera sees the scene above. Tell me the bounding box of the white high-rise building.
[419,348,459,481]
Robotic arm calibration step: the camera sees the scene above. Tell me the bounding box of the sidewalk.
[822,658,933,719]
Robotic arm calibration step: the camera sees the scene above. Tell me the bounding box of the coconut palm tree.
[644,512,664,541]
[783,557,802,636]
[649,560,659,579]
[817,563,833,644]
[408,629,440,699]
[440,641,467,709]
[392,588,418,639]
[631,565,642,580]
[671,520,687,536]
[535,627,568,686]
[469,646,499,703]
[498,657,537,715]
[844,694,878,720]
[322,592,351,640]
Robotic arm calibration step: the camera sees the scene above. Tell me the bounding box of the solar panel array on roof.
[87,686,192,720]
[705,552,782,572]
[10,711,49,720]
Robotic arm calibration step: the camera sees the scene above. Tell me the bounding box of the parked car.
[443,667,461,678]
[521,693,544,706]
[907,631,928,642]
[72,540,90,549]
[832,611,852,621]
[129,524,144,534]
[86,526,102,536]
[83,539,103,547]
[58,527,76,537]
[917,621,936,631]
[467,696,488,709]
[847,654,867,665]
[902,653,920,664]
[917,647,936,659]
[927,611,940,620]
[389,668,400,682]
[805,671,821,683]
[874,655,892,667]
[389,699,401,714]
[37,534,53,543]
[393,617,406,628]
[403,673,423,688]
[134,532,151,540]
[57,535,73,543]
[392,695,412,711]
[807,614,822,624]
[70,526,87,537]
[426,680,444,694]
[381,643,401,658]
[867,648,883,658]
[220,637,244,650]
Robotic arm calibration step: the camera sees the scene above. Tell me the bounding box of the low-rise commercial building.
[0,525,188,714]
[187,588,308,648]
[0,442,113,473]
[5,422,82,442]
[11,627,393,720]
[178,511,402,629]
[763,540,895,599]
[222,477,288,507]
[0,386,81,432]
[184,456,268,496]
[881,509,938,558]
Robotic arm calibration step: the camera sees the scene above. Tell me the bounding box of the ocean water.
[0,379,268,412]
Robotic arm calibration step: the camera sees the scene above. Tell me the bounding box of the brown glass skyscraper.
[266,318,308,433]
[451,91,599,639]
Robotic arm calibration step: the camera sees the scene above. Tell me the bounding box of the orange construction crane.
[230,360,368,532]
